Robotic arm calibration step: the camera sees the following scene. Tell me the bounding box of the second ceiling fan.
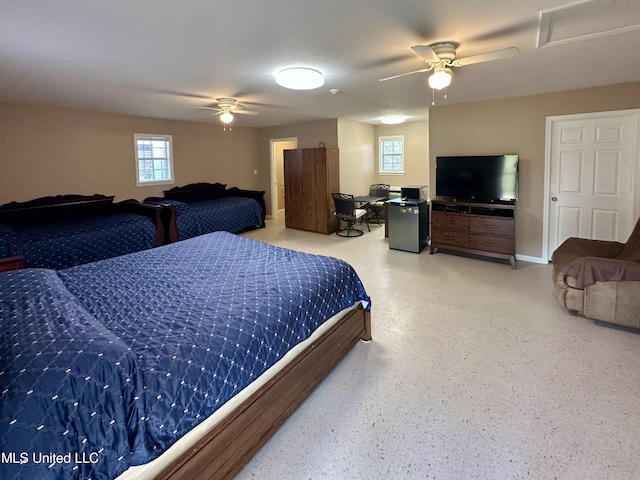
[380,42,519,90]
[190,97,259,126]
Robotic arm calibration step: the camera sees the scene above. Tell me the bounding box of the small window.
[379,135,404,175]
[134,133,174,186]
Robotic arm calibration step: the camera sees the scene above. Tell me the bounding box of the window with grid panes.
[134,133,174,186]
[379,135,404,174]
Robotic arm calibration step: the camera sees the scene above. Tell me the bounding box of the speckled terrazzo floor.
[238,215,640,480]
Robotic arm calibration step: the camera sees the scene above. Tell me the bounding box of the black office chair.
[332,193,370,237]
[368,184,390,225]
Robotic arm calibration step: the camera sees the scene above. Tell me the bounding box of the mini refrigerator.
[387,186,430,253]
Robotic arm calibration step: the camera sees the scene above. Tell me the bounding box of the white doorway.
[270,138,297,219]
[543,109,640,261]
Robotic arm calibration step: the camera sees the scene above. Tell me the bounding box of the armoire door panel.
[283,147,339,234]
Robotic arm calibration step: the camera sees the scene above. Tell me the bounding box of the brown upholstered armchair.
[551,218,640,329]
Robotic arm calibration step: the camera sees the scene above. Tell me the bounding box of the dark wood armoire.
[283,147,340,234]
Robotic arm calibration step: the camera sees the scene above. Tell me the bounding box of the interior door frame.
[269,137,297,219]
[542,108,640,261]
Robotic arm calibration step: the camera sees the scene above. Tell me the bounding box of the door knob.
[551,197,558,202]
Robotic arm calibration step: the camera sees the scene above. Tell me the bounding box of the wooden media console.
[430,197,516,268]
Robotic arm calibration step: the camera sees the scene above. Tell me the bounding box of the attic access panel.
[538,0,640,48]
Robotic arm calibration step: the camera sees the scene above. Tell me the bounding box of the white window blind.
[134,133,174,186]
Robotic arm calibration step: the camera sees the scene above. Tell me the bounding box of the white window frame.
[134,133,175,186]
[378,135,405,175]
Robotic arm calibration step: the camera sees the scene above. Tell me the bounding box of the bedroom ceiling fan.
[190,97,259,129]
[380,42,519,97]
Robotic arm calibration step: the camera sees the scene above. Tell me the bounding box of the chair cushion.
[354,208,367,220]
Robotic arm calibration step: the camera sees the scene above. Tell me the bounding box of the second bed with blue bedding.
[159,196,264,240]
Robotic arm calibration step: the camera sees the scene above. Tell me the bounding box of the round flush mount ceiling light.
[275,67,325,90]
[380,115,406,125]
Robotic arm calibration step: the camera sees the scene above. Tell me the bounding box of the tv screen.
[435,155,519,203]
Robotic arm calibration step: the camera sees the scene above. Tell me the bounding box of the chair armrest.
[564,256,640,288]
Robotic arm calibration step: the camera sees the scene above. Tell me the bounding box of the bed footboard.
[118,199,166,246]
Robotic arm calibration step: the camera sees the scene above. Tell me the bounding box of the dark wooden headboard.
[0,194,115,225]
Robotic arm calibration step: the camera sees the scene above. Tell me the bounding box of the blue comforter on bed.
[0,269,146,480]
[7,212,157,270]
[161,197,263,239]
[0,232,370,480]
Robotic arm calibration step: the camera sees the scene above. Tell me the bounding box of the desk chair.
[368,184,390,225]
[332,193,370,237]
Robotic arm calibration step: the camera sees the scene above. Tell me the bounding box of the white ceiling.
[2,0,640,128]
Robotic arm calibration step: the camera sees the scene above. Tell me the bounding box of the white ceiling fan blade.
[379,67,431,82]
[411,44,440,63]
[190,105,222,112]
[234,110,259,115]
[456,47,519,66]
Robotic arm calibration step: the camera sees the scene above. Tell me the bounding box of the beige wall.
[374,120,430,191]
[258,119,339,150]
[337,119,375,195]
[429,80,640,260]
[258,119,339,214]
[0,103,264,204]
[7,80,638,257]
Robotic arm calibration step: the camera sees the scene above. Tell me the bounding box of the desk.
[354,195,384,205]
[354,196,385,225]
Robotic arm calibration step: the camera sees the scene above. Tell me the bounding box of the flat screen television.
[435,155,519,203]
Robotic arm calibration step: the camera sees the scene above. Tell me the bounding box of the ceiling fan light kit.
[428,67,453,90]
[275,67,325,90]
[220,111,234,124]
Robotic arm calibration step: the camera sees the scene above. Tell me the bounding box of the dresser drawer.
[469,216,513,237]
[431,228,469,248]
[431,212,469,231]
[470,234,514,254]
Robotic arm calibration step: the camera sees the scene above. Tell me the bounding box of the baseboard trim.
[515,254,548,265]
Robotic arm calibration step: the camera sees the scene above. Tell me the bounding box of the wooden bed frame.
[157,303,371,480]
[0,194,167,247]
[162,182,267,224]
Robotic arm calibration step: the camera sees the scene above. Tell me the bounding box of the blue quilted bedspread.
[5,212,157,270]
[162,197,263,239]
[0,224,19,258]
[0,232,370,480]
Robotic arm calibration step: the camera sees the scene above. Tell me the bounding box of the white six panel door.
[548,112,637,257]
